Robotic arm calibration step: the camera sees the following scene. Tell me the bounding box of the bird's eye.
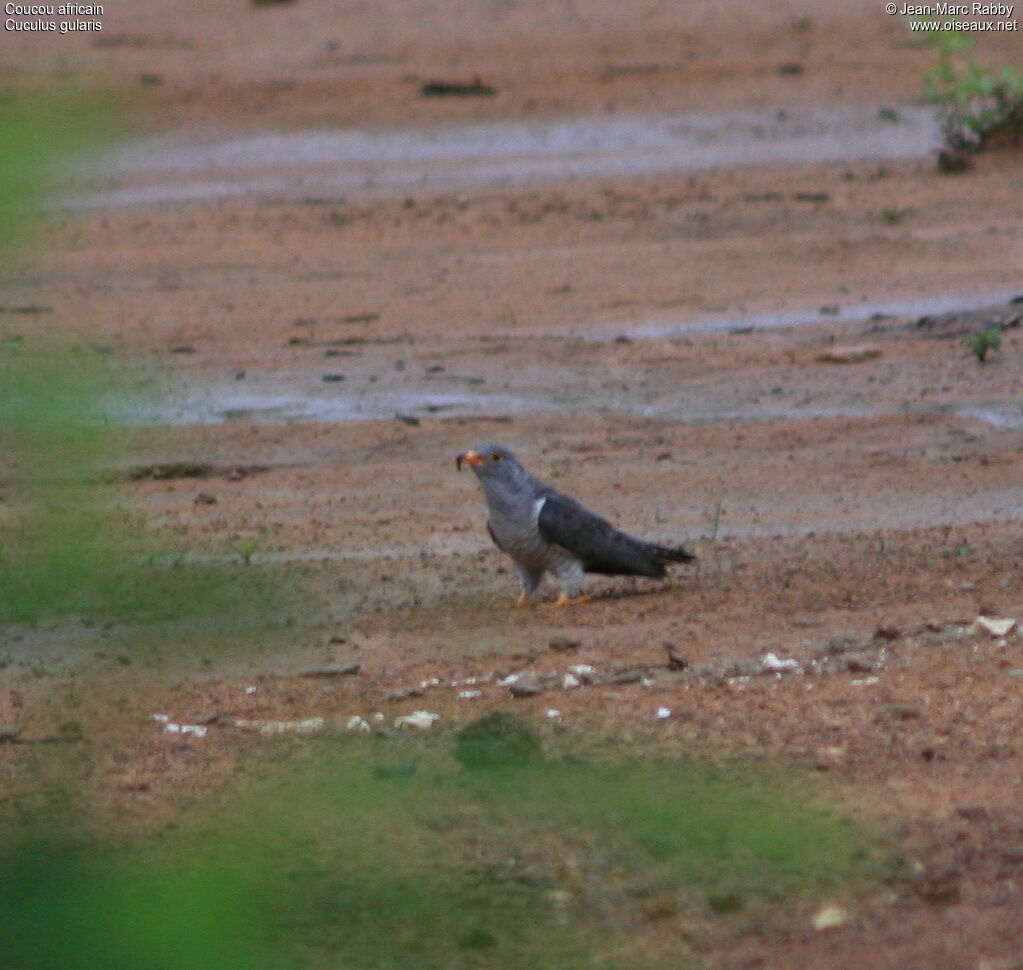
[492,453,502,462]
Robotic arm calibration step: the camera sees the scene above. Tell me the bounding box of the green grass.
[918,21,1023,151]
[964,326,1002,363]
[1,728,881,970]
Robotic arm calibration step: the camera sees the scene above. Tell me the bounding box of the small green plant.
[919,21,1023,151]
[880,206,910,224]
[235,530,269,565]
[965,325,1002,363]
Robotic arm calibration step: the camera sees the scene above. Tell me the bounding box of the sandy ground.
[3,0,1023,965]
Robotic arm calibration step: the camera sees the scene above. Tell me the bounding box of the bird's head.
[456,443,523,482]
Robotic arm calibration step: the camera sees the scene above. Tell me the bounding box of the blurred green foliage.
[1,737,876,970]
[919,22,1023,150]
[0,95,294,627]
[0,344,290,625]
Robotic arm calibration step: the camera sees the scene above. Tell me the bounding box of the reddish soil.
[3,1,1023,966]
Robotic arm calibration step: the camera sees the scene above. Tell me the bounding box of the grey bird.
[457,443,695,607]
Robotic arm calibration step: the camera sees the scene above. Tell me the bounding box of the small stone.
[300,663,361,677]
[346,715,372,733]
[874,626,902,641]
[604,669,644,685]
[816,344,882,364]
[664,644,689,670]
[457,689,483,700]
[974,616,1016,638]
[655,707,672,720]
[762,652,801,672]
[509,679,544,697]
[642,892,677,921]
[879,703,921,721]
[844,654,876,674]
[937,148,972,173]
[394,710,441,731]
[548,635,580,652]
[387,686,425,701]
[812,903,849,931]
[257,717,326,737]
[194,492,217,505]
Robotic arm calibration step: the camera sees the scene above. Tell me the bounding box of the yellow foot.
[514,591,534,608]
[544,593,591,608]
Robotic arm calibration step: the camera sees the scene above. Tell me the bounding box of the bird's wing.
[536,491,666,577]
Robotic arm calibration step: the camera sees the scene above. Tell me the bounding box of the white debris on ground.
[851,676,880,687]
[970,615,1017,638]
[762,652,801,673]
[567,664,596,683]
[237,717,326,737]
[545,708,562,721]
[394,710,441,731]
[163,722,208,738]
[457,689,483,700]
[811,903,850,931]
[346,715,372,733]
[655,707,672,720]
[496,673,520,686]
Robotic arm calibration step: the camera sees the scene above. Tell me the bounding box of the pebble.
[548,635,580,652]
[164,723,208,738]
[300,663,361,678]
[762,652,801,672]
[509,679,544,697]
[879,703,921,721]
[252,717,325,737]
[394,710,441,731]
[387,686,425,701]
[812,903,850,931]
[815,344,882,365]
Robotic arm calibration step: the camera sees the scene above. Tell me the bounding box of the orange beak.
[456,449,484,470]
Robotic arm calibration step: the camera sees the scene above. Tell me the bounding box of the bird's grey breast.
[484,481,554,570]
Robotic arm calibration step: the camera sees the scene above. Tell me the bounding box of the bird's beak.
[456,449,484,470]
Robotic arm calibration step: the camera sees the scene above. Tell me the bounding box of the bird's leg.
[547,561,587,608]
[545,592,591,608]
[513,566,542,608]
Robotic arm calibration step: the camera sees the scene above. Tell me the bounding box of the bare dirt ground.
[3,0,1023,966]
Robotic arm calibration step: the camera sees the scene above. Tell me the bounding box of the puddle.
[69,105,939,208]
[611,290,1023,339]
[117,382,547,426]
[113,291,1023,431]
